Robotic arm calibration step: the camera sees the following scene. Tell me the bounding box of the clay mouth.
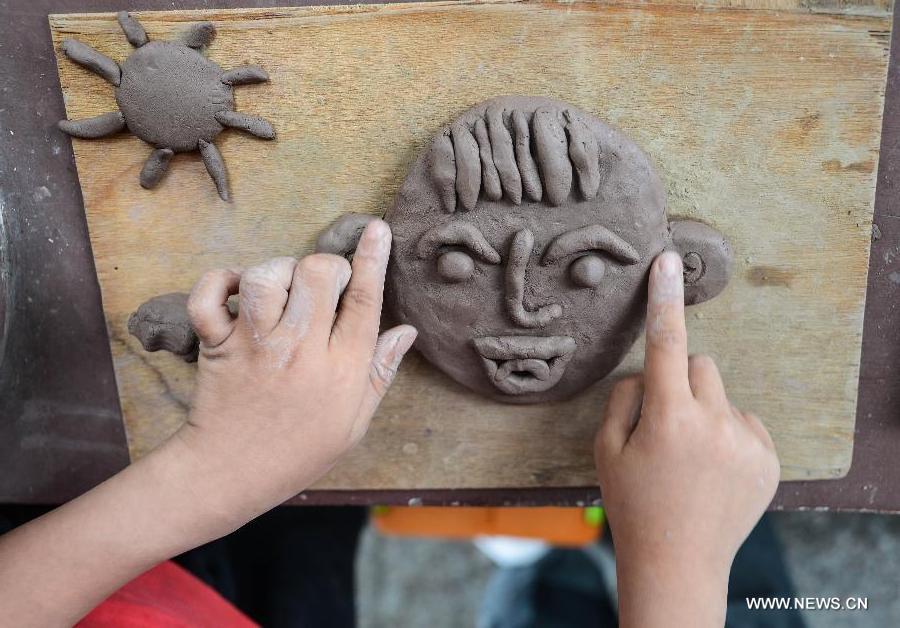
[472,335,576,395]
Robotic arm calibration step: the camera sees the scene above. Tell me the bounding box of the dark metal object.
[1,0,898,511]
[0,0,138,504]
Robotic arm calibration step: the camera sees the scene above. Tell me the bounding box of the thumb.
[357,324,418,424]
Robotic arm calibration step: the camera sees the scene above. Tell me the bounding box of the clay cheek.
[555,265,645,332]
[526,264,567,306]
[413,259,500,330]
[585,263,637,300]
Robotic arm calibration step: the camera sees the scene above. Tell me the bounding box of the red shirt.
[78,561,256,628]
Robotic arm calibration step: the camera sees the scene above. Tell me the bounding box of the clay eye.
[569,255,606,288]
[436,250,476,283]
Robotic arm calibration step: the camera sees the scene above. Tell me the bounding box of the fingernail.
[366,220,391,259]
[659,251,683,279]
[369,219,390,241]
[395,327,418,356]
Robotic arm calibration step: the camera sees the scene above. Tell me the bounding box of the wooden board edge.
[47,0,895,27]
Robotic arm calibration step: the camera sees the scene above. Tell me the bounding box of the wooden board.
[50,0,891,488]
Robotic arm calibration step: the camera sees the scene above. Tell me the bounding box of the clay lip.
[472,335,577,395]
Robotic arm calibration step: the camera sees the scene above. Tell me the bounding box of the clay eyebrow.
[541,224,640,265]
[415,221,502,263]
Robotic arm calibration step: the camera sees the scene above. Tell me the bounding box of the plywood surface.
[50,0,890,488]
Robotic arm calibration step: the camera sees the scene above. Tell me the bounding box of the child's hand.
[0,219,416,627]
[595,251,779,627]
[172,219,416,529]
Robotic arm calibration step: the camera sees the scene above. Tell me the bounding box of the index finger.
[643,251,692,404]
[330,219,391,354]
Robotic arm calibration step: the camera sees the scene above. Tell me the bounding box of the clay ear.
[315,213,378,258]
[127,292,199,362]
[669,220,733,305]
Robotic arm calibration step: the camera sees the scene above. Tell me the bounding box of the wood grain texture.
[50,0,890,488]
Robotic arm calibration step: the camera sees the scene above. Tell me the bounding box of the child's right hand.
[0,220,417,628]
[595,251,780,627]
[168,219,416,536]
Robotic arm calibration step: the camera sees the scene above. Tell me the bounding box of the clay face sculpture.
[57,11,275,200]
[380,95,732,403]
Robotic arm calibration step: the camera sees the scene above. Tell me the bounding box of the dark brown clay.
[315,213,378,259]
[127,292,198,362]
[381,95,733,403]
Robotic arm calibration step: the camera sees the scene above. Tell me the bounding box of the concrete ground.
[357,512,900,627]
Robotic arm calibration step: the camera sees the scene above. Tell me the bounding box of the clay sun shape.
[57,11,275,201]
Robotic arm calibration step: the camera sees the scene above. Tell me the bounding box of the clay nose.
[505,229,562,328]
